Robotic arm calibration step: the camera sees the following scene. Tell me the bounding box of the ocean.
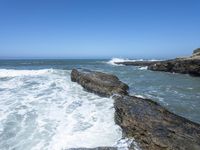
[0,59,200,150]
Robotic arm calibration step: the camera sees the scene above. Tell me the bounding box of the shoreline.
[114,49,200,76]
[71,68,200,150]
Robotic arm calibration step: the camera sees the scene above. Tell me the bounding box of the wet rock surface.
[71,68,200,150]
[114,95,200,150]
[71,68,129,97]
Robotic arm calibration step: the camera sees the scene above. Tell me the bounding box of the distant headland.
[115,48,200,76]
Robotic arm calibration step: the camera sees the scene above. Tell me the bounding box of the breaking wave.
[0,69,135,150]
[107,58,160,66]
[0,69,53,78]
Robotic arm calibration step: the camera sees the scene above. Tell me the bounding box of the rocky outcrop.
[115,61,160,66]
[117,59,200,76]
[193,48,200,56]
[114,95,200,150]
[71,68,129,97]
[71,69,200,150]
[114,49,200,76]
[148,58,200,76]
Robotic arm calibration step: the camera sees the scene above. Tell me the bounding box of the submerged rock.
[71,68,129,97]
[71,68,200,150]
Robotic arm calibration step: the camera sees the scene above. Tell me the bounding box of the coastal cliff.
[115,48,200,76]
[71,69,200,150]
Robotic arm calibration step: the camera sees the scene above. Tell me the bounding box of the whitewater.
[0,58,200,150]
[107,58,160,66]
[0,69,133,150]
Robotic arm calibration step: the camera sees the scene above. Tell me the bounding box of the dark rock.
[114,95,200,150]
[71,69,200,150]
[71,68,129,97]
[148,59,200,76]
[113,49,200,76]
[114,54,200,76]
[115,59,200,76]
[193,48,200,55]
[115,61,160,66]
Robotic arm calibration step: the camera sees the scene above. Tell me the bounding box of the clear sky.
[0,0,200,59]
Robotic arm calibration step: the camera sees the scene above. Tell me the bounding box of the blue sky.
[0,0,200,59]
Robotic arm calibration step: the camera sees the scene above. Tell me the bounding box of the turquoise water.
[0,59,200,149]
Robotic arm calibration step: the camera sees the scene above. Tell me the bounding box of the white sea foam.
[107,57,161,66]
[0,69,52,78]
[139,66,148,70]
[106,58,131,66]
[0,69,136,150]
[134,94,146,99]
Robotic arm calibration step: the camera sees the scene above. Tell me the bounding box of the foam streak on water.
[107,58,160,66]
[0,69,133,150]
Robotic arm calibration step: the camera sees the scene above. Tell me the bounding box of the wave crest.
[107,58,161,66]
[0,69,54,78]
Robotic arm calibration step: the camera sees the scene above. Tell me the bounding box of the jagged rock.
[148,59,200,76]
[114,95,200,150]
[114,49,200,76]
[71,68,129,97]
[71,68,200,150]
[116,59,200,76]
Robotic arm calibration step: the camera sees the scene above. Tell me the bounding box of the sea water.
[0,59,200,150]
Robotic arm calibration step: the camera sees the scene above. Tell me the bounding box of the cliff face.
[71,69,200,150]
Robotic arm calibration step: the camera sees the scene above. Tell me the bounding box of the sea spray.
[0,69,135,150]
[107,58,161,66]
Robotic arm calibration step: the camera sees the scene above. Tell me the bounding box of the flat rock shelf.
[71,68,200,150]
